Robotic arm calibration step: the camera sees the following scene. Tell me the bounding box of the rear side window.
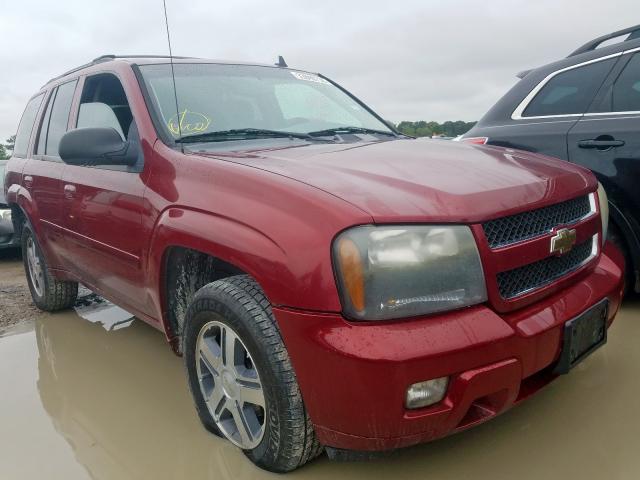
[13,93,44,157]
[37,80,77,157]
[612,53,640,112]
[523,58,616,117]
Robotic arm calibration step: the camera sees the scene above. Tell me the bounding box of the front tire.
[183,275,322,472]
[22,222,78,311]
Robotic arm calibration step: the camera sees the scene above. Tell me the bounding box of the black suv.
[464,25,640,292]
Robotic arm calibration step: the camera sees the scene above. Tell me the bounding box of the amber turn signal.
[337,237,365,313]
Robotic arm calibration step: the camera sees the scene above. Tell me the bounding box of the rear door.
[488,57,618,160]
[23,80,78,269]
[60,72,149,314]
[567,51,640,248]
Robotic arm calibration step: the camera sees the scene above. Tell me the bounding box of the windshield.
[138,63,393,142]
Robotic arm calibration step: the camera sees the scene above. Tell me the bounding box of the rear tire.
[183,275,323,472]
[21,222,78,311]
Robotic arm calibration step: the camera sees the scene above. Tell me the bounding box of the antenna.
[162,0,183,149]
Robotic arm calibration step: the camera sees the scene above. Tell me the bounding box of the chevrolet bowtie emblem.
[550,228,577,256]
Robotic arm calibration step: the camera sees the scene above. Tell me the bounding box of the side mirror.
[59,128,138,167]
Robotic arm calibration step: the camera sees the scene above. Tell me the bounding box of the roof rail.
[91,54,197,62]
[569,24,640,57]
[45,54,197,86]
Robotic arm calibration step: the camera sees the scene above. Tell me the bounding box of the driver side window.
[77,73,134,140]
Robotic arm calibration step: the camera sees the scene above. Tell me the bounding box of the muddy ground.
[0,249,39,330]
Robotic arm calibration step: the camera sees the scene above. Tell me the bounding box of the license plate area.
[554,299,608,375]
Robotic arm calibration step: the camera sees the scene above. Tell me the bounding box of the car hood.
[197,139,596,223]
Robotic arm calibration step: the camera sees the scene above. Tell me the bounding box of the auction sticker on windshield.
[290,71,331,85]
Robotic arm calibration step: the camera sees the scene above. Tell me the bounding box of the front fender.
[146,206,316,336]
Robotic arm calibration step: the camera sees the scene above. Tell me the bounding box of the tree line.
[394,120,476,138]
[0,135,15,160]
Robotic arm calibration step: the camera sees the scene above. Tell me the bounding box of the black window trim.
[512,46,640,120]
[33,78,79,163]
[12,92,46,159]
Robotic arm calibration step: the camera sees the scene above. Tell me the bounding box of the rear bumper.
[274,251,623,451]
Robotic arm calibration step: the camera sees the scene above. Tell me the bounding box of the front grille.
[497,237,594,299]
[483,196,592,249]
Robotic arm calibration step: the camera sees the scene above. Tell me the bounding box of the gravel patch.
[0,249,40,331]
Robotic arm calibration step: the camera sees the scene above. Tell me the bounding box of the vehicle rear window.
[523,58,616,117]
[13,93,44,157]
[612,53,640,112]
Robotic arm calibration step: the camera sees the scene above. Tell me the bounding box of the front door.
[61,73,149,314]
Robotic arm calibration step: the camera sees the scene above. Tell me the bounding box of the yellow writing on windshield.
[167,110,212,136]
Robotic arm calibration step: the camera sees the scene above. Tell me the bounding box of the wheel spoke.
[239,382,265,408]
[222,327,237,367]
[228,400,253,446]
[206,382,226,416]
[199,340,222,376]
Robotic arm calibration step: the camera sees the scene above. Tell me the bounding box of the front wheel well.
[9,203,26,242]
[163,246,248,353]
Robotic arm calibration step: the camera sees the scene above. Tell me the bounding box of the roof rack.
[91,54,197,62]
[569,24,640,57]
[45,54,197,86]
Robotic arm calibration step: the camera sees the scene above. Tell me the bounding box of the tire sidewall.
[21,222,48,306]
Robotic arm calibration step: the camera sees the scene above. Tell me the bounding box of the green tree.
[5,135,15,152]
[0,135,15,160]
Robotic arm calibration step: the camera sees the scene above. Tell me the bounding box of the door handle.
[578,139,625,149]
[23,175,33,188]
[63,184,77,199]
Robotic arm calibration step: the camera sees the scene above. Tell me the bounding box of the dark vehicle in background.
[0,160,18,249]
[463,25,640,292]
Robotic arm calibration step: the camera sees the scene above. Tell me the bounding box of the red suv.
[4,55,624,472]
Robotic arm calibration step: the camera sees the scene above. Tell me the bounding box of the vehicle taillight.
[461,137,488,145]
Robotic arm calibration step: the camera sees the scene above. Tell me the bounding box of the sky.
[1,0,638,142]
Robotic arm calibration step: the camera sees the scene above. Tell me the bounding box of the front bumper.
[275,251,623,452]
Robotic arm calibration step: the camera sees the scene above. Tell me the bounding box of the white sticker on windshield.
[290,71,331,85]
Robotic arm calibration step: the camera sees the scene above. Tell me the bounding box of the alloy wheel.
[195,320,266,449]
[26,236,44,297]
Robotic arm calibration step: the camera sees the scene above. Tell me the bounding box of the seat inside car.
[78,73,133,139]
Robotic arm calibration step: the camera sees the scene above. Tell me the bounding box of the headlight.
[0,209,11,222]
[333,225,487,320]
[597,183,609,246]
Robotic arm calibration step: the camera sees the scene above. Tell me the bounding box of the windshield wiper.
[307,126,398,138]
[175,128,330,143]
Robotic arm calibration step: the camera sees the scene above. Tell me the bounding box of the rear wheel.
[183,275,322,472]
[22,222,78,311]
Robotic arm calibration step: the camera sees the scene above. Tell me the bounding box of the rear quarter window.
[13,93,45,157]
[523,58,616,117]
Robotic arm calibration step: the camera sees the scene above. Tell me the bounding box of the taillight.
[461,136,488,145]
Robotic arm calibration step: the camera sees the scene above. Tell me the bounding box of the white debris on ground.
[73,291,135,331]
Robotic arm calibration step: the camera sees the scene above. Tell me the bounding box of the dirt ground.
[0,249,40,330]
